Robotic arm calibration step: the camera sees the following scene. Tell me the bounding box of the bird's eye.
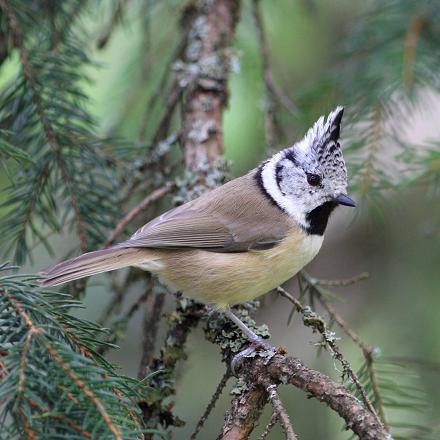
[306,173,321,187]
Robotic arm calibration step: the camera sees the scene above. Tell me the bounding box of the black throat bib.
[305,201,338,235]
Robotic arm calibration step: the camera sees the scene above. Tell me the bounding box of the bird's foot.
[221,308,280,374]
[230,339,276,375]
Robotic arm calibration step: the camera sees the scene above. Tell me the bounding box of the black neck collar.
[254,165,285,212]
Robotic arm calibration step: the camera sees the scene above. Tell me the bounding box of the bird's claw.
[230,340,276,375]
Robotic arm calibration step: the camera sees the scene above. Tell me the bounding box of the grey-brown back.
[128,169,295,252]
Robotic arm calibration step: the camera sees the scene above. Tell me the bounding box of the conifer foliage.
[0,263,151,439]
[0,0,119,263]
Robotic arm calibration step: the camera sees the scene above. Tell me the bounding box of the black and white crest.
[291,106,347,188]
[258,106,351,234]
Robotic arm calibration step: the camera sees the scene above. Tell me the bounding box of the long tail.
[41,245,147,286]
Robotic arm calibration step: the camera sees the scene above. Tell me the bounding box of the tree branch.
[312,272,369,287]
[103,183,173,248]
[205,305,390,440]
[251,0,297,147]
[140,34,189,143]
[257,413,278,440]
[190,368,231,439]
[181,0,241,170]
[403,15,427,88]
[266,384,298,440]
[229,353,391,440]
[277,286,381,425]
[301,272,390,431]
[138,300,204,434]
[138,277,166,380]
[218,385,268,440]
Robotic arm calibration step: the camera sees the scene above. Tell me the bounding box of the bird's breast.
[262,229,323,268]
[151,229,324,308]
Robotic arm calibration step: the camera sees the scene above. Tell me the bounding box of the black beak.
[335,194,356,207]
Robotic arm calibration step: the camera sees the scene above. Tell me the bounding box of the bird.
[41,106,354,347]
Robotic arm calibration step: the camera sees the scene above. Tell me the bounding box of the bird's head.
[258,106,355,234]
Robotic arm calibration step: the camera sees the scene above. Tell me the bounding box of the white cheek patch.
[261,157,309,229]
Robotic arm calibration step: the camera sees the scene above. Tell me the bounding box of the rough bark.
[220,387,268,440]
[220,353,391,440]
[181,0,241,169]
[139,1,242,435]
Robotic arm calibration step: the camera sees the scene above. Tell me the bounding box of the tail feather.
[41,245,146,286]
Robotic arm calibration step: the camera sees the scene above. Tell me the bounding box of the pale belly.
[142,232,324,308]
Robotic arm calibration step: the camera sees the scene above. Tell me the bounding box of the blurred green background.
[3,0,440,438]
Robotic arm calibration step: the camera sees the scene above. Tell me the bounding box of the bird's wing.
[128,207,232,249]
[124,170,293,252]
[125,200,285,252]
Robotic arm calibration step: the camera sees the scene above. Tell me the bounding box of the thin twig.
[360,104,382,197]
[277,286,381,426]
[251,0,298,122]
[139,37,189,142]
[252,0,278,147]
[302,272,390,431]
[138,276,165,379]
[125,133,181,201]
[151,80,184,146]
[190,369,231,439]
[301,272,372,353]
[25,395,93,438]
[18,328,40,396]
[319,292,373,352]
[138,299,204,433]
[313,272,369,287]
[403,15,427,88]
[137,0,196,169]
[97,0,130,49]
[100,278,148,331]
[21,410,37,440]
[127,286,155,322]
[257,413,278,440]
[97,277,156,356]
[365,350,389,432]
[266,384,298,440]
[103,183,173,248]
[251,0,297,148]
[97,284,125,327]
